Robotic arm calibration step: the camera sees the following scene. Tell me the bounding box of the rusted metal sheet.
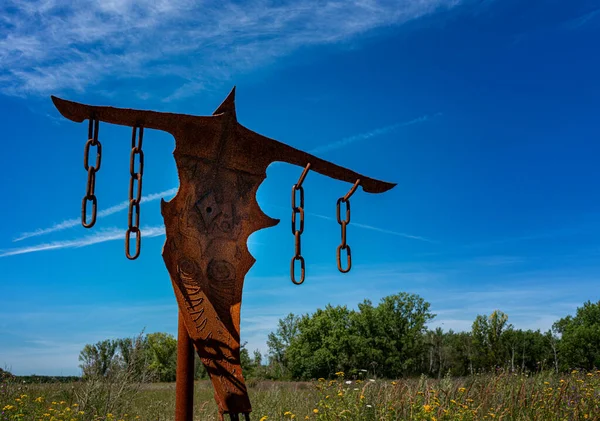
[51,88,396,420]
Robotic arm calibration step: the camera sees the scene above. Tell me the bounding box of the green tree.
[553,300,600,371]
[471,310,512,370]
[146,332,177,382]
[79,339,119,377]
[502,328,550,373]
[286,305,354,379]
[266,313,300,378]
[374,293,435,377]
[281,292,434,379]
[115,334,149,381]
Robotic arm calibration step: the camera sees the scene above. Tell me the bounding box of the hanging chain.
[126,125,144,260]
[290,163,311,285]
[336,179,360,273]
[82,117,101,228]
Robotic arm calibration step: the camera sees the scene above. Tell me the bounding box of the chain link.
[336,179,360,273]
[290,163,311,285]
[126,125,144,260]
[82,117,101,228]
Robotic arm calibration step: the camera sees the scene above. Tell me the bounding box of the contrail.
[309,113,441,155]
[13,187,178,242]
[305,211,437,243]
[1,226,166,258]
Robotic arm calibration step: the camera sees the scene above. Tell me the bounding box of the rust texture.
[175,311,195,420]
[51,88,396,420]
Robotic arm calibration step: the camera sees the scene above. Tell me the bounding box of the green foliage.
[79,339,119,378]
[471,310,512,369]
[71,295,600,387]
[266,313,300,379]
[283,293,435,379]
[554,300,600,371]
[268,295,600,380]
[145,332,177,382]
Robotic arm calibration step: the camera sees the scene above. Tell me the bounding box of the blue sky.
[1,0,600,376]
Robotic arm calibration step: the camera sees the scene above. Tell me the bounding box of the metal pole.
[175,310,195,421]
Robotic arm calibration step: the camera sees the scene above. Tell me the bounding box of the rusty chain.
[126,125,144,260]
[336,179,360,273]
[82,117,101,228]
[290,163,311,285]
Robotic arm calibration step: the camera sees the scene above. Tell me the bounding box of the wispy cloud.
[13,187,177,241]
[0,226,166,257]
[563,8,600,30]
[307,211,437,243]
[0,1,461,98]
[309,113,442,155]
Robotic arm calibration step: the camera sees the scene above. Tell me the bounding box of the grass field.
[2,371,599,420]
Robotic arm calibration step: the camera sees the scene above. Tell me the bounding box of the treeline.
[76,293,600,382]
[77,331,261,382]
[264,293,600,380]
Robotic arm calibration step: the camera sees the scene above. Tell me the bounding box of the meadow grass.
[2,370,599,420]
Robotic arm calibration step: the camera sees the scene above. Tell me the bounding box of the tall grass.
[1,370,599,420]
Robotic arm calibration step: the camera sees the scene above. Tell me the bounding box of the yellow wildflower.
[391,381,397,385]
[337,392,343,397]
[72,403,78,407]
[335,371,344,376]
[3,405,15,411]
[259,417,268,421]
[458,387,466,393]
[423,404,433,413]
[313,409,319,414]
[35,397,44,403]
[284,411,293,416]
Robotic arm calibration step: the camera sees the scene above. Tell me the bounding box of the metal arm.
[51,91,396,193]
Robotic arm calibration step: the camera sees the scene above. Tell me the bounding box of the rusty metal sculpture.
[51,87,396,421]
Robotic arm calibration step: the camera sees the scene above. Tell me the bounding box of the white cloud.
[0,226,166,257]
[0,0,461,97]
[13,187,177,241]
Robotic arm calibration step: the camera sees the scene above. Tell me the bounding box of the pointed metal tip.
[213,86,237,119]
